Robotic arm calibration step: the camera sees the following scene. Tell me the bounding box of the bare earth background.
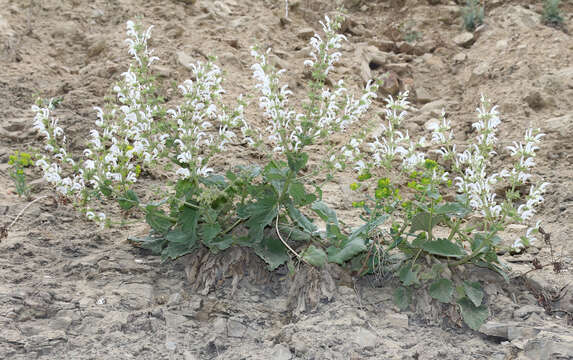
[0,0,572,359]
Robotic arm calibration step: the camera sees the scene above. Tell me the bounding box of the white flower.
[176,168,191,179]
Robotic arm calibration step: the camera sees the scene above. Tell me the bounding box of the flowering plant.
[343,93,548,329]
[34,15,549,328]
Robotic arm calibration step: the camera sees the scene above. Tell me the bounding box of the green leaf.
[200,223,222,244]
[429,278,454,303]
[411,212,443,232]
[287,152,309,173]
[237,190,279,244]
[311,201,338,225]
[421,238,466,258]
[199,174,227,189]
[204,233,234,251]
[254,235,289,270]
[393,287,411,311]
[129,235,166,255]
[286,201,317,234]
[145,206,173,234]
[162,241,194,261]
[179,206,199,234]
[166,229,196,245]
[118,189,139,210]
[302,245,327,267]
[398,264,420,286]
[435,202,470,217]
[289,181,316,206]
[278,224,312,242]
[462,281,484,307]
[457,297,489,331]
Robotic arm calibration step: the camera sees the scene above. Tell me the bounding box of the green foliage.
[542,0,564,27]
[461,0,484,32]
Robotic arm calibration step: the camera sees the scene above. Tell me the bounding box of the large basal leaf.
[393,286,411,311]
[254,235,289,271]
[286,201,317,234]
[288,181,316,207]
[162,241,194,261]
[429,278,454,303]
[145,206,173,235]
[462,281,484,307]
[348,215,388,242]
[237,190,279,244]
[128,235,166,255]
[457,297,489,331]
[199,174,227,189]
[327,234,367,265]
[398,264,420,286]
[301,245,327,267]
[179,205,199,234]
[411,211,443,232]
[421,238,466,258]
[311,201,338,225]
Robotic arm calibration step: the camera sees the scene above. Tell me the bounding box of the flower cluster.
[168,60,252,179]
[335,92,426,174]
[251,15,377,155]
[431,95,549,249]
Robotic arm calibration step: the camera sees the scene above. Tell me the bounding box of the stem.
[221,218,244,236]
[275,214,310,266]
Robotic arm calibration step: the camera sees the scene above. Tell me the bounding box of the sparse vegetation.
[461,0,484,32]
[542,0,564,27]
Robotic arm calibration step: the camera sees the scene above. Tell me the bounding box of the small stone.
[514,305,545,319]
[352,327,378,348]
[177,51,195,71]
[379,39,395,52]
[167,292,182,306]
[378,71,400,97]
[271,344,293,360]
[296,28,315,40]
[453,32,475,48]
[87,38,106,58]
[396,41,414,54]
[165,341,177,351]
[416,87,432,104]
[420,99,447,116]
[468,62,489,85]
[453,53,466,63]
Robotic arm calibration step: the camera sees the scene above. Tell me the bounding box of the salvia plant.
[34,15,548,331]
[8,151,32,197]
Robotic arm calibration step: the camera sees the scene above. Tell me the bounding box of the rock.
[378,71,400,97]
[438,6,461,25]
[453,52,467,63]
[352,327,378,348]
[291,333,310,354]
[496,39,509,50]
[420,99,447,117]
[167,292,182,307]
[396,41,414,54]
[297,28,315,40]
[479,321,540,341]
[379,39,395,52]
[422,53,445,71]
[522,331,573,360]
[177,51,194,71]
[514,305,545,319]
[271,344,292,360]
[468,62,489,85]
[385,63,411,76]
[453,32,475,48]
[523,91,545,110]
[416,87,432,104]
